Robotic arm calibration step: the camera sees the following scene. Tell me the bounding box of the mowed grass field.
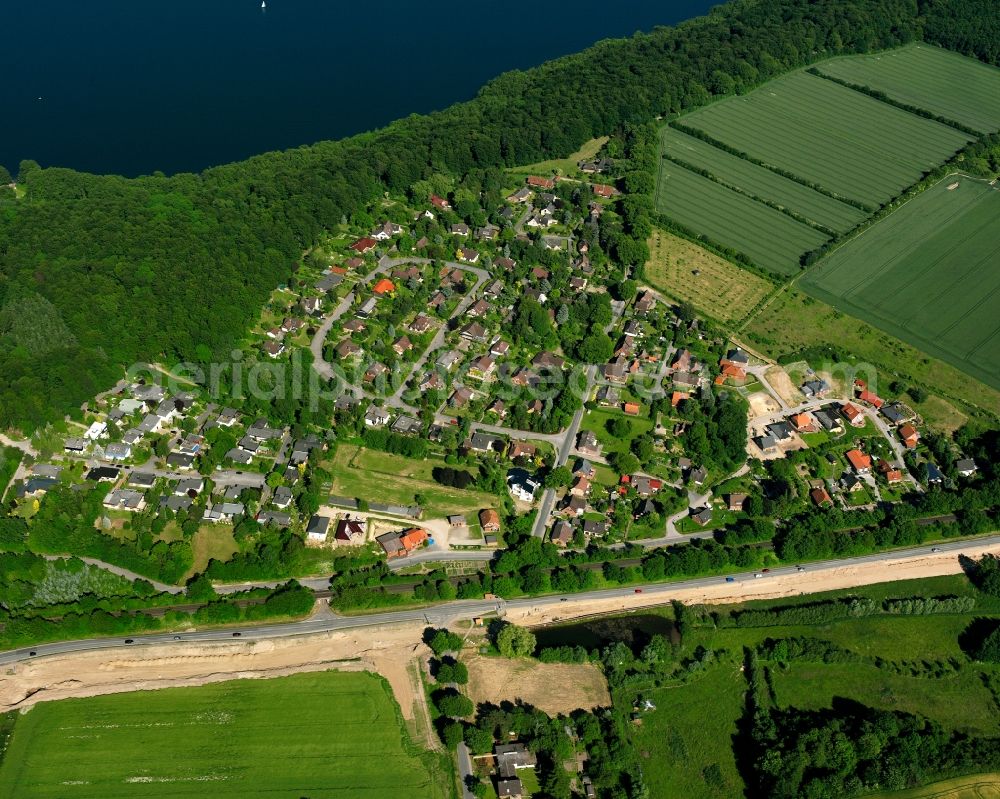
[0,672,450,799]
[655,159,828,275]
[680,71,971,207]
[817,44,1000,134]
[645,229,774,323]
[801,176,1000,390]
[660,127,866,233]
[326,445,497,518]
[629,664,747,799]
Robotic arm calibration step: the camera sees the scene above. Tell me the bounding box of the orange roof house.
[841,403,865,427]
[527,175,555,189]
[622,402,641,416]
[350,237,378,254]
[846,449,872,473]
[671,391,689,408]
[899,424,920,448]
[479,508,501,533]
[858,389,884,409]
[811,487,833,507]
[790,412,818,433]
[372,278,396,295]
[399,528,429,552]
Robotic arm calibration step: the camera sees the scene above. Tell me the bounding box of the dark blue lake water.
[0,0,713,177]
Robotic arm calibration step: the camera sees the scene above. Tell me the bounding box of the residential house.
[357,297,378,318]
[470,431,503,454]
[790,412,818,433]
[690,507,713,526]
[479,508,501,533]
[689,466,708,486]
[527,175,555,189]
[460,321,488,343]
[335,517,366,545]
[350,237,378,254]
[391,415,422,435]
[727,493,748,513]
[256,510,291,527]
[592,183,618,198]
[364,405,391,427]
[166,452,195,470]
[392,336,413,356]
[550,520,574,546]
[450,222,470,236]
[363,362,389,384]
[576,430,601,457]
[272,486,293,508]
[846,449,872,474]
[507,469,540,502]
[508,441,537,461]
[956,458,978,477]
[450,386,475,408]
[306,515,330,542]
[409,314,433,334]
[622,402,641,416]
[881,404,907,425]
[372,278,396,296]
[263,341,285,358]
[105,442,132,461]
[634,291,657,315]
[899,424,920,449]
[430,194,451,210]
[203,503,245,524]
[103,489,146,512]
[596,385,620,406]
[814,409,844,433]
[301,297,323,316]
[801,379,830,398]
[86,466,120,482]
[336,339,361,359]
[582,518,608,537]
[811,487,833,507]
[840,403,866,427]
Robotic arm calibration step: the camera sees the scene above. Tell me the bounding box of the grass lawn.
[580,408,654,456]
[327,445,497,519]
[645,229,774,324]
[187,524,239,578]
[628,663,747,798]
[0,671,451,799]
[742,287,1000,418]
[507,136,608,177]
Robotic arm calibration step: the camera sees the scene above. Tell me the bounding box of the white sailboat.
[261,0,266,8]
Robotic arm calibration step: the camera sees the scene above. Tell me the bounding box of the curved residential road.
[4,535,1000,666]
[309,256,489,401]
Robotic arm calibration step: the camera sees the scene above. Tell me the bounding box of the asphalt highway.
[3,534,998,667]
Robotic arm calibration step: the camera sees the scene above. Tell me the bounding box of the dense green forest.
[0,0,994,430]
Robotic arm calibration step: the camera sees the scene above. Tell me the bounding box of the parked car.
[124,639,134,644]
[753,573,763,579]
[725,577,735,583]
[232,632,242,637]
[634,588,643,594]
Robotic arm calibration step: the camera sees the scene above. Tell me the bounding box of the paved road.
[4,535,998,666]
[456,742,477,799]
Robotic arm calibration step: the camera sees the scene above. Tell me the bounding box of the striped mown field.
[0,671,449,798]
[679,71,971,208]
[660,127,867,234]
[801,176,1000,391]
[655,159,828,276]
[817,44,1000,134]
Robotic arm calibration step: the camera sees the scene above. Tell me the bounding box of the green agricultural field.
[680,71,971,207]
[655,160,828,275]
[801,176,1000,390]
[817,44,1000,134]
[0,672,450,799]
[866,772,1000,799]
[660,127,866,233]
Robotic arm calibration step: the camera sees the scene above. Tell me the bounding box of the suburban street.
[4,534,996,666]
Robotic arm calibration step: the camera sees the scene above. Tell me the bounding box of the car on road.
[124,639,134,644]
[173,635,181,640]
[725,576,735,583]
[796,565,804,572]
[634,588,643,594]
[753,573,763,579]
[762,568,771,573]
[232,632,242,637]
[28,651,36,656]
[560,598,567,602]
[931,547,941,552]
